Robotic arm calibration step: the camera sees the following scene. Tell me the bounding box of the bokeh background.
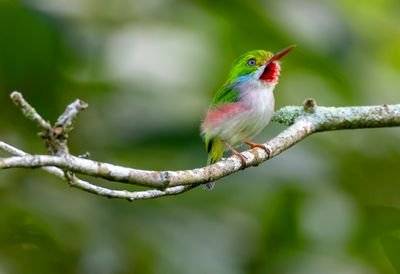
[0,0,400,273]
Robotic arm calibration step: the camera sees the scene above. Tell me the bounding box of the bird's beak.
[265,45,296,65]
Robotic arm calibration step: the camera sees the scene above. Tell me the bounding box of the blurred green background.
[0,0,400,273]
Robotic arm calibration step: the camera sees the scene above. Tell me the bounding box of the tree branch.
[1,93,400,201]
[0,141,193,201]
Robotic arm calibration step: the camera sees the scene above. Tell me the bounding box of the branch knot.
[303,98,317,112]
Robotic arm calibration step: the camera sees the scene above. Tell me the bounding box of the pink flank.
[201,102,249,131]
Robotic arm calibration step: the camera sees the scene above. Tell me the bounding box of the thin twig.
[11,91,88,156]
[10,91,51,130]
[55,99,88,135]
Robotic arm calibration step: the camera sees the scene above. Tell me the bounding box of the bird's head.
[227,45,295,86]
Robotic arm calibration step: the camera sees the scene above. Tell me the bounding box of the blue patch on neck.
[236,74,252,83]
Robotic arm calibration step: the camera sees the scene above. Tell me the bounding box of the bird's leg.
[224,142,247,169]
[244,140,271,159]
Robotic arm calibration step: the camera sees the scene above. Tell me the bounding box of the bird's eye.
[248,58,256,66]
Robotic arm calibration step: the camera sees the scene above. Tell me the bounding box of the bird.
[201,45,295,190]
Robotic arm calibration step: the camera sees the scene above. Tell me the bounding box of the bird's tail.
[203,136,224,190]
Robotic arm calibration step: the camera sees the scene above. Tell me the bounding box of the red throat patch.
[260,62,280,83]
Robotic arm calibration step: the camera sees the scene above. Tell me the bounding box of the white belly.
[218,84,275,147]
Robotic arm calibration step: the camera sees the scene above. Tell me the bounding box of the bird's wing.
[211,82,240,107]
[202,83,238,146]
[202,84,237,161]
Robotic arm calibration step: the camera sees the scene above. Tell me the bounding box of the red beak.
[265,45,296,66]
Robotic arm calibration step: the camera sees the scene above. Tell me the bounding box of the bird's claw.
[232,150,247,169]
[244,141,271,159]
[224,141,247,169]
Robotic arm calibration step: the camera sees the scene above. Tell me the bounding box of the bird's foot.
[231,149,247,169]
[244,140,271,159]
[224,142,247,169]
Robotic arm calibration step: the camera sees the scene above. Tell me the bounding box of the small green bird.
[201,45,295,190]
